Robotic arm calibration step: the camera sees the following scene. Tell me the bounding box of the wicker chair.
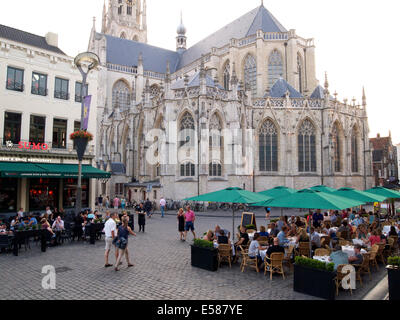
[354,253,371,285]
[264,252,285,280]
[369,245,379,271]
[283,245,295,270]
[258,236,269,242]
[218,244,233,268]
[320,236,331,248]
[298,242,311,257]
[339,239,351,247]
[376,243,386,265]
[241,250,259,273]
[315,248,330,256]
[335,264,353,296]
[389,236,399,255]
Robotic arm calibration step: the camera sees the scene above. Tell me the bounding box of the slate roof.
[0,24,65,55]
[171,71,224,90]
[310,85,325,99]
[103,5,287,74]
[104,34,180,73]
[265,78,303,98]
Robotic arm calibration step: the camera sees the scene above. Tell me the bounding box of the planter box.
[191,245,218,272]
[294,264,336,300]
[387,266,400,300]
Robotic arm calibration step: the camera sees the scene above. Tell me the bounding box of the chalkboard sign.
[241,212,257,229]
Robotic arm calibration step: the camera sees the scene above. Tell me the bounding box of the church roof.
[104,34,180,74]
[171,72,224,90]
[0,24,65,55]
[177,5,287,69]
[310,85,325,99]
[265,78,303,98]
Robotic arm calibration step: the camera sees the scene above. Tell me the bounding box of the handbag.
[117,236,127,250]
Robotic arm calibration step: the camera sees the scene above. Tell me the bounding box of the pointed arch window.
[259,119,278,172]
[112,80,131,110]
[298,119,316,172]
[297,54,303,93]
[223,62,230,91]
[351,127,359,173]
[179,112,195,148]
[244,55,257,97]
[331,124,341,172]
[209,114,223,176]
[268,50,283,89]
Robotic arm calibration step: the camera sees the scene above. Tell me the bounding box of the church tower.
[102,0,147,43]
[176,12,187,53]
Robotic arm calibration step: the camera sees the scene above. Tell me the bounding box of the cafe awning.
[0,162,111,179]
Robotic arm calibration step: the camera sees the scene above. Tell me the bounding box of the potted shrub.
[245,224,256,231]
[387,257,400,300]
[294,256,336,300]
[191,239,218,272]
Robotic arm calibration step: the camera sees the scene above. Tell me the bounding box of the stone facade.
[88,2,374,202]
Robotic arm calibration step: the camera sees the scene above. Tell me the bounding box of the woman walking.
[177,208,185,241]
[115,216,137,271]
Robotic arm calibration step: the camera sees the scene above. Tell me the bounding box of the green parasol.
[258,186,297,217]
[310,185,337,193]
[333,188,387,203]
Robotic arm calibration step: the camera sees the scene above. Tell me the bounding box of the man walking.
[144,198,152,218]
[98,195,103,211]
[184,206,196,241]
[113,196,120,210]
[160,197,166,218]
[104,212,118,268]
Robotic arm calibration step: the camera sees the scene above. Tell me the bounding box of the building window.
[63,178,89,208]
[29,115,46,144]
[179,112,195,148]
[209,162,222,177]
[259,119,278,172]
[75,82,88,103]
[351,127,359,173]
[52,119,67,149]
[54,78,69,100]
[6,66,24,92]
[331,124,341,172]
[112,80,131,110]
[3,112,21,145]
[118,0,123,14]
[244,55,257,97]
[127,5,132,15]
[0,178,18,212]
[115,183,124,195]
[180,162,195,177]
[268,50,283,89]
[31,72,47,96]
[223,62,230,91]
[298,119,316,172]
[29,178,59,211]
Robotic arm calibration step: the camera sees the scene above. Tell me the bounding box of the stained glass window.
[331,124,341,172]
[179,112,195,148]
[259,120,278,172]
[244,55,257,97]
[223,62,230,91]
[112,80,131,110]
[298,119,316,172]
[268,50,283,89]
[351,127,359,173]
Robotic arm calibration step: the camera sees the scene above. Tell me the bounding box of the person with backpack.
[144,198,153,218]
[114,216,137,271]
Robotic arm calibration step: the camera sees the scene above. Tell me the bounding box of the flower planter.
[191,245,218,272]
[74,138,89,161]
[294,264,336,300]
[387,266,400,300]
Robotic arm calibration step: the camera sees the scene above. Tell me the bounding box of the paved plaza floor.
[0,211,387,300]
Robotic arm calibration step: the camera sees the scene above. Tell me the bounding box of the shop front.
[0,159,110,213]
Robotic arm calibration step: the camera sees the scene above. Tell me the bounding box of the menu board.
[241,212,257,229]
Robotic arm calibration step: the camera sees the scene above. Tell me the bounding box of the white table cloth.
[342,245,367,257]
[313,256,331,263]
[352,239,364,246]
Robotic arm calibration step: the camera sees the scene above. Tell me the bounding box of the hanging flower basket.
[70,130,93,161]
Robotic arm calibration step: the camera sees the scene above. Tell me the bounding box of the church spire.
[362,86,367,107]
[101,0,107,33]
[176,11,187,53]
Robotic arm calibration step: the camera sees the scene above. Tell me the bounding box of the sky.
[1,0,400,143]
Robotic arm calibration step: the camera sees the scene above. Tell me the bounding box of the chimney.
[45,32,59,47]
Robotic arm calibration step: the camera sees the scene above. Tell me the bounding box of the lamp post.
[74,52,100,216]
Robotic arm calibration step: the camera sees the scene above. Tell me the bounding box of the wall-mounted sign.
[18,142,49,151]
[0,157,54,163]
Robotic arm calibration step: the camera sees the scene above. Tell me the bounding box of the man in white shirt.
[17,208,24,218]
[52,216,64,231]
[160,197,166,218]
[104,212,118,268]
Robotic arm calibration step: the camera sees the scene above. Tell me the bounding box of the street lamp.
[74,52,100,216]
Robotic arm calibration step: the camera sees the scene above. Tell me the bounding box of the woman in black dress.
[177,208,185,241]
[136,203,146,232]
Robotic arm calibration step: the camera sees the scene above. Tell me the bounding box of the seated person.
[0,223,9,234]
[214,225,230,239]
[348,244,364,265]
[310,227,321,250]
[365,230,381,247]
[356,225,367,240]
[288,216,296,225]
[377,229,387,245]
[321,223,331,235]
[296,228,310,243]
[352,215,364,228]
[87,211,95,220]
[277,226,290,246]
[28,215,38,227]
[235,226,249,249]
[248,233,268,266]
[258,226,269,237]
[338,220,351,237]
[388,226,398,237]
[203,230,214,242]
[52,216,65,231]
[10,215,20,231]
[265,237,285,264]
[330,211,338,225]
[287,224,297,237]
[330,243,350,271]
[269,223,279,237]
[217,229,230,245]
[41,218,56,245]
[295,217,304,227]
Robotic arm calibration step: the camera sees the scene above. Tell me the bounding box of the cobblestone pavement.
[0,212,387,300]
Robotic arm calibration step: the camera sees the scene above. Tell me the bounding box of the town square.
[0,0,399,308]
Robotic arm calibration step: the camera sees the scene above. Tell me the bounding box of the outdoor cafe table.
[382,225,399,237]
[342,245,367,257]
